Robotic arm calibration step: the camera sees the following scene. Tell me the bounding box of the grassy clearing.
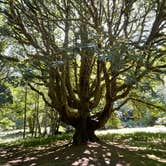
[99,132,166,142]
[0,130,165,148]
[98,132,166,160]
[0,132,73,148]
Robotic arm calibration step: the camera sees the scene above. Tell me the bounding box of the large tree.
[0,0,166,144]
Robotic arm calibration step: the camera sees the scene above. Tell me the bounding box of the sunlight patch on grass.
[96,126,166,136]
[146,154,166,163]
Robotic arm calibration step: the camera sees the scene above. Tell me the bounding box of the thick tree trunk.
[73,117,99,145]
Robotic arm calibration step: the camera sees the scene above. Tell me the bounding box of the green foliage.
[0,117,15,130]
[0,24,11,37]
[0,84,13,105]
[105,112,122,129]
[156,117,166,126]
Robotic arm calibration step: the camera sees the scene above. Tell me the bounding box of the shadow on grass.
[0,140,165,166]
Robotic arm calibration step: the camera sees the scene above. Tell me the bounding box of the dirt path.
[0,140,165,166]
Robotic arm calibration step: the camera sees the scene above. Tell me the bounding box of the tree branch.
[128,97,166,111]
[28,83,52,107]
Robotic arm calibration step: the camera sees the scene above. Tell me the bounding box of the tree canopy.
[0,0,166,144]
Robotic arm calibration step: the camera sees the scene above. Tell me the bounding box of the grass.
[99,132,166,142]
[98,132,166,158]
[0,132,73,147]
[0,130,165,148]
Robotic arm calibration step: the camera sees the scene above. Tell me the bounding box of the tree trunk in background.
[42,107,48,136]
[27,115,35,136]
[50,111,60,135]
[23,85,27,139]
[34,93,41,137]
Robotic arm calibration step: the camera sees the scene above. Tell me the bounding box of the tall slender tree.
[23,83,27,139]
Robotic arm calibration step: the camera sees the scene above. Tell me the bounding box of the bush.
[155,117,166,126]
[105,113,122,129]
[0,117,15,130]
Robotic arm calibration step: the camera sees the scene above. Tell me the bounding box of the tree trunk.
[50,110,60,135]
[73,117,99,145]
[23,84,27,139]
[27,115,35,136]
[42,108,48,136]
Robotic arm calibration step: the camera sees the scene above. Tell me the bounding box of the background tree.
[0,0,166,144]
[0,13,14,118]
